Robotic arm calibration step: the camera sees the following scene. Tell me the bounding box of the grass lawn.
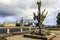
[46,28,60,31]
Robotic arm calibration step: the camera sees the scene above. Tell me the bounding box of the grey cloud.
[0,0,59,17]
[0,5,25,16]
[0,11,14,16]
[0,6,15,16]
[0,0,37,16]
[41,0,60,9]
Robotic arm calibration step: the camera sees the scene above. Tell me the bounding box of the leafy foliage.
[56,12,60,25]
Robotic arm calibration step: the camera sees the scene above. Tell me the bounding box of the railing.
[0,27,39,35]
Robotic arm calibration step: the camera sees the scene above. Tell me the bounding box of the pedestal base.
[24,32,57,40]
[24,34,47,40]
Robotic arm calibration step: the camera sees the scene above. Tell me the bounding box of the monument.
[24,1,57,40]
[33,1,48,35]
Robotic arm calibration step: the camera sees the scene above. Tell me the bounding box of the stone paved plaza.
[6,31,60,40]
[6,35,39,40]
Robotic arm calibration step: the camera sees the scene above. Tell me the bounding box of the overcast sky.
[0,0,60,25]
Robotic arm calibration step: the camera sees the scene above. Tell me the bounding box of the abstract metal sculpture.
[33,1,48,34]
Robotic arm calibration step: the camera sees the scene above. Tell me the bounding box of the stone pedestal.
[24,32,57,40]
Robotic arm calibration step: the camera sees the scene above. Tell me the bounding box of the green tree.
[33,1,48,34]
[56,12,60,25]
